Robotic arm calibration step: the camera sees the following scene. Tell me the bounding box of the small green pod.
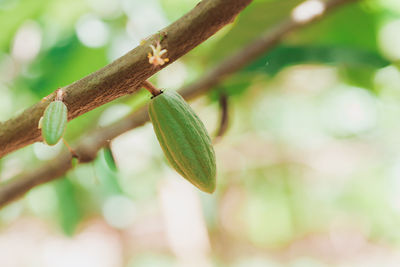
[41,100,68,146]
[148,90,216,193]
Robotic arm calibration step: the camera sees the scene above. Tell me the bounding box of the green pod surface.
[42,100,68,146]
[149,90,216,193]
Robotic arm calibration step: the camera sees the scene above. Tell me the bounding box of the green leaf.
[54,177,82,236]
[94,148,123,195]
[102,146,117,172]
[245,45,390,76]
[210,45,389,100]
[208,72,254,101]
[207,0,303,63]
[159,0,198,22]
[0,0,48,51]
[288,2,379,51]
[28,35,108,98]
[338,66,379,91]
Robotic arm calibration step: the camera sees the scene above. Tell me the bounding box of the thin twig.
[62,139,78,159]
[142,81,162,97]
[214,92,230,143]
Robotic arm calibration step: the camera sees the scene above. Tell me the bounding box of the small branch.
[0,0,252,158]
[0,153,72,206]
[62,139,78,159]
[214,92,230,143]
[142,81,162,97]
[0,0,358,209]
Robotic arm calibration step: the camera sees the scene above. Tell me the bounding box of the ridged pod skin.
[42,100,68,146]
[148,90,216,193]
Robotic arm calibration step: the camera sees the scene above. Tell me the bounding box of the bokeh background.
[1,0,400,266]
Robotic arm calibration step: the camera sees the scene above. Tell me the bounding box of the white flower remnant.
[291,0,326,23]
[148,42,169,66]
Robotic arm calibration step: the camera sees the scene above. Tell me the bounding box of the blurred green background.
[1,0,400,266]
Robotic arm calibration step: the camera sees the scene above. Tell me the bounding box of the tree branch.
[0,0,358,208]
[0,0,252,158]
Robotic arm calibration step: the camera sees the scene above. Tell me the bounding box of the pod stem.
[142,80,162,97]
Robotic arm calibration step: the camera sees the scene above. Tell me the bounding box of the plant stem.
[142,80,162,97]
[63,139,78,159]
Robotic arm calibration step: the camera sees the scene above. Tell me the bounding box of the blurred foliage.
[54,177,82,235]
[246,45,389,75]
[94,147,123,195]
[1,0,400,266]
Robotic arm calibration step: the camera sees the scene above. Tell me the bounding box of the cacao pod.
[148,90,216,193]
[41,100,68,146]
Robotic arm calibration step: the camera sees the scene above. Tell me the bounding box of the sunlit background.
[1,0,400,266]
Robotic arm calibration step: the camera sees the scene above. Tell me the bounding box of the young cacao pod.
[41,100,68,146]
[148,90,216,193]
